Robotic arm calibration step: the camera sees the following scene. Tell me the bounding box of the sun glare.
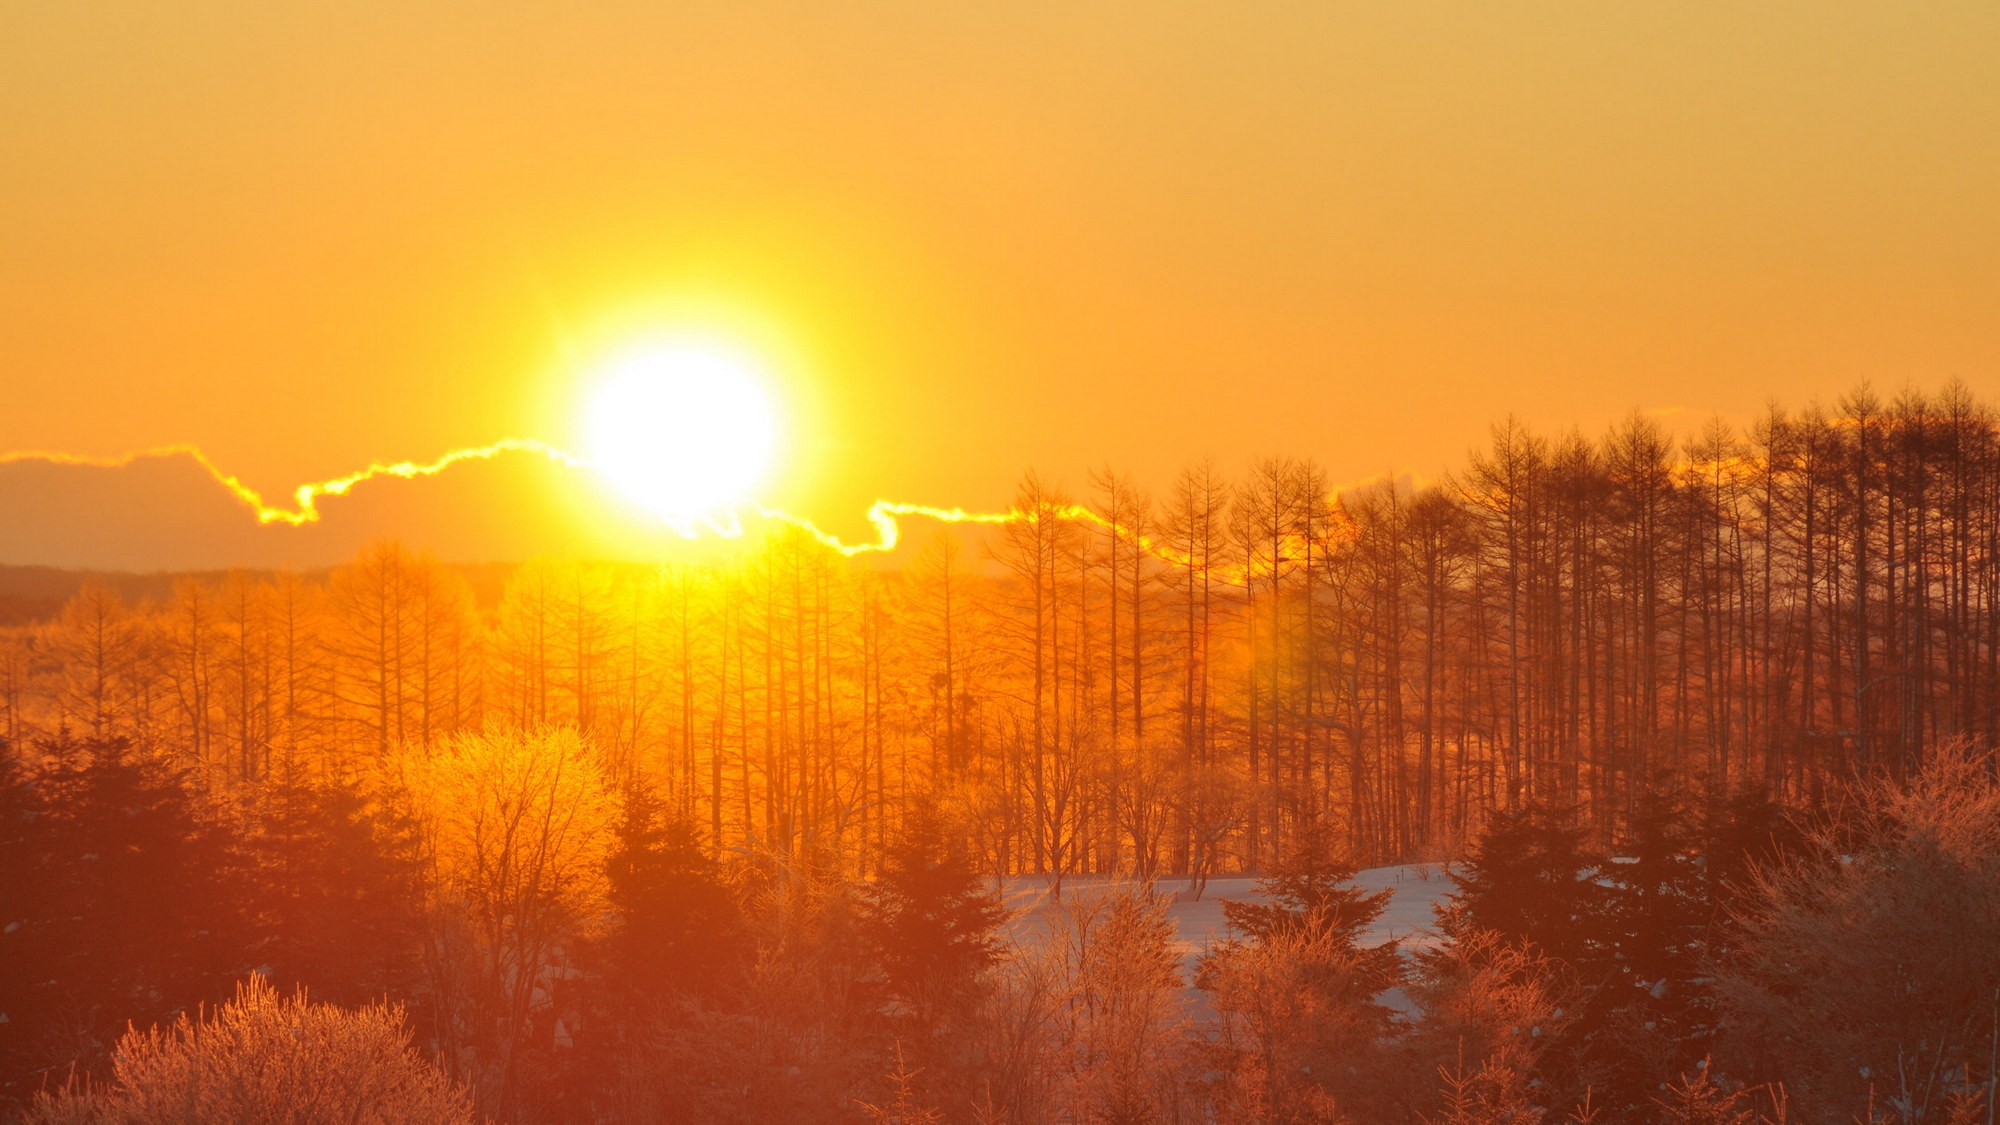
[583,341,779,525]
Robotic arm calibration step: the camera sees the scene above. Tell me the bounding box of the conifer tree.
[861,802,1008,1027]
[601,776,745,1003]
[1439,803,1607,969]
[1653,1063,1753,1125]
[1204,822,1403,1120]
[0,734,249,1110]
[243,779,425,1010]
[1218,819,1402,996]
[1425,804,1606,1117]
[1588,785,1712,1113]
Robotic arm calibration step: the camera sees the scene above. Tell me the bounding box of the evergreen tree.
[1591,786,1712,1118]
[1428,804,1609,1117]
[1610,787,1705,988]
[242,780,426,1011]
[1440,803,1608,969]
[1700,788,1808,926]
[1203,823,1405,1120]
[1216,819,1402,999]
[1652,1063,1753,1125]
[0,734,249,1111]
[601,777,746,1003]
[860,804,1008,1027]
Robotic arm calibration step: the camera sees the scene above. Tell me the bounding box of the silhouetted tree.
[1440,803,1607,968]
[860,803,1007,1029]
[0,734,248,1110]
[600,777,745,1004]
[241,779,425,1012]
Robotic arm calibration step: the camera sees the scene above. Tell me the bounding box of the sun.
[582,340,780,525]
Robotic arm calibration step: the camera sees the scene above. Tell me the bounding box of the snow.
[997,864,1457,1018]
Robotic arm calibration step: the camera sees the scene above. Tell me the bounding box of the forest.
[4,382,2000,1123]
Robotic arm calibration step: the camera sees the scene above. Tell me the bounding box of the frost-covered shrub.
[1716,743,2000,1122]
[25,976,477,1125]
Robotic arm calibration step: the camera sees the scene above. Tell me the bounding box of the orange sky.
[3,2,1998,566]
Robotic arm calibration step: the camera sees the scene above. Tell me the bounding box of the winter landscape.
[5,3,2000,1123]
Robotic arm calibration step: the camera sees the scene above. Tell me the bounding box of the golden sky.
[3,2,1997,564]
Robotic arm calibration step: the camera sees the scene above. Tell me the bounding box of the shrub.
[25,976,477,1125]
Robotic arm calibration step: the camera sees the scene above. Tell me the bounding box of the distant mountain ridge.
[0,445,717,571]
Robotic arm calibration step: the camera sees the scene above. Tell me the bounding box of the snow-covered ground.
[998,864,1457,1017]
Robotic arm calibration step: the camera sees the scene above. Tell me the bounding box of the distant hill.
[0,561,528,626]
[0,565,236,626]
[0,447,718,571]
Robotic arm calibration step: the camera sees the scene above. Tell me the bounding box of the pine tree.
[861,803,1008,1027]
[1653,1063,1753,1125]
[1700,788,1807,931]
[1226,823,1386,939]
[0,734,249,1110]
[1204,823,1404,1120]
[855,1043,946,1125]
[1424,804,1604,1118]
[1589,785,1712,1110]
[243,779,425,1010]
[1217,820,1403,1000]
[601,777,745,1003]
[1424,1054,1547,1125]
[1440,803,1607,968]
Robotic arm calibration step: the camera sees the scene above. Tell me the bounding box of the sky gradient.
[4,1,1997,566]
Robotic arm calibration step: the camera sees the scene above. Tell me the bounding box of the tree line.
[7,727,1996,1123]
[8,379,2000,1121]
[6,382,2000,876]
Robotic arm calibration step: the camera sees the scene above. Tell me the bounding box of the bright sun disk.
[583,342,779,525]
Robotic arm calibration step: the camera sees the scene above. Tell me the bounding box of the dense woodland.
[5,382,2000,1123]
[8,383,2000,871]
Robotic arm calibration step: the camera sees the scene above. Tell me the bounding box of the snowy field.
[998,865,1457,1017]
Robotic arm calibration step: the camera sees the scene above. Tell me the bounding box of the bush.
[25,976,477,1125]
[1714,743,2000,1122]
